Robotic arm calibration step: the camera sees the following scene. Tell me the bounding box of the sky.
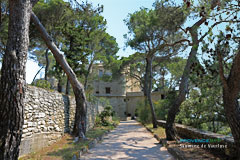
[26,0,157,83]
[90,0,156,57]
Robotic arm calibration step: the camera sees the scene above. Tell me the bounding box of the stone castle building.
[92,64,164,120]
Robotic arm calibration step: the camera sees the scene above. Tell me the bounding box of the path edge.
[72,129,112,160]
[140,122,188,160]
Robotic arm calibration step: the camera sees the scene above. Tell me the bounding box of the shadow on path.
[81,120,174,160]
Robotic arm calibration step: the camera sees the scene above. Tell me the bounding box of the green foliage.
[166,57,187,88]
[95,105,115,126]
[119,52,145,89]
[136,100,152,124]
[175,87,230,135]
[124,2,185,53]
[154,91,177,120]
[0,0,9,57]
[95,98,117,126]
[30,0,72,82]
[136,92,176,124]
[100,74,112,82]
[58,1,119,88]
[33,79,51,89]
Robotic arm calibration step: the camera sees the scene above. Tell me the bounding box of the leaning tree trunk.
[57,77,62,93]
[65,78,70,95]
[218,49,240,158]
[223,90,240,158]
[0,0,32,159]
[84,60,94,90]
[144,56,157,128]
[44,48,49,81]
[166,45,198,140]
[165,0,219,140]
[31,12,88,138]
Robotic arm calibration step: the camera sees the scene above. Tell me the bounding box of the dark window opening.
[105,87,111,94]
[161,94,165,99]
[96,91,99,94]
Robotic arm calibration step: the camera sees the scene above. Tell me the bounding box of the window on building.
[99,69,103,77]
[161,94,165,99]
[96,91,99,94]
[105,87,111,94]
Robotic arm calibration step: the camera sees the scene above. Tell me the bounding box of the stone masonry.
[19,85,98,157]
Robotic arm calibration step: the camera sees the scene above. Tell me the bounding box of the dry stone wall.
[19,85,97,156]
[156,120,237,158]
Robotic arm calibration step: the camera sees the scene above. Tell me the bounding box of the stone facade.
[126,92,164,117]
[19,85,98,156]
[92,64,164,120]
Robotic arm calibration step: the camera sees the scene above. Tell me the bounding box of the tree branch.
[216,48,228,90]
[199,20,240,42]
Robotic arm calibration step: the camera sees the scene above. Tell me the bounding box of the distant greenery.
[136,89,231,135]
[32,79,51,89]
[176,88,231,135]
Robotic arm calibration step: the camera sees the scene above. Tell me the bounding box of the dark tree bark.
[65,78,70,95]
[144,56,158,128]
[223,93,240,158]
[0,0,32,159]
[44,48,49,81]
[57,77,62,93]
[0,1,2,25]
[165,0,219,140]
[31,12,88,138]
[166,44,198,140]
[84,60,94,90]
[218,48,240,158]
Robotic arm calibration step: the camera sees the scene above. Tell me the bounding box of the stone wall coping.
[156,120,234,144]
[95,94,126,97]
[126,92,144,97]
[126,91,163,97]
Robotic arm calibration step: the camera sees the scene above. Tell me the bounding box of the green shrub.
[136,92,176,124]
[95,104,115,126]
[136,100,152,124]
[33,79,51,89]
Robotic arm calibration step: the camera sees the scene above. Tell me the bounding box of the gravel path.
[80,120,175,160]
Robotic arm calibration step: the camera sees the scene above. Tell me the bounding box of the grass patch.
[19,125,116,160]
[145,123,166,139]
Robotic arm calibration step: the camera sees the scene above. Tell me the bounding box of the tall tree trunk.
[166,46,198,140]
[223,91,240,158]
[44,48,49,81]
[0,0,32,159]
[0,1,2,25]
[144,56,157,128]
[31,12,88,138]
[84,60,94,90]
[218,48,240,158]
[57,78,62,93]
[165,0,219,140]
[65,78,70,95]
